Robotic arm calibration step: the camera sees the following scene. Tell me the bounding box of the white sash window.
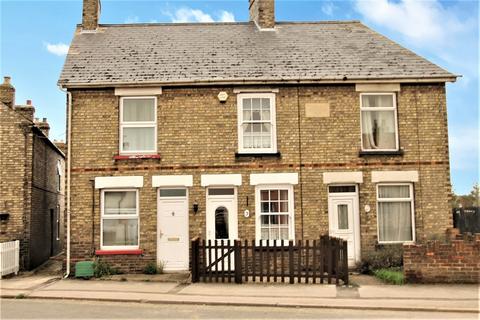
[120,97,157,154]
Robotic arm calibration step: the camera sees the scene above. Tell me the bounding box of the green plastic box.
[75,261,94,278]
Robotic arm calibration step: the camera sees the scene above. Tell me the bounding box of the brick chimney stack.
[0,76,15,108]
[249,0,275,29]
[82,0,100,31]
[14,99,35,122]
[35,117,50,137]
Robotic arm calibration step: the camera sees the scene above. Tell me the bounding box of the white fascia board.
[250,173,299,186]
[323,172,363,184]
[200,174,242,187]
[94,176,144,189]
[371,171,419,183]
[152,175,193,187]
[114,87,162,96]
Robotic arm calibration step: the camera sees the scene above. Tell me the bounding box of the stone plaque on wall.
[305,102,330,118]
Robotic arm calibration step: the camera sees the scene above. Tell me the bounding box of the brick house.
[59,0,456,273]
[0,77,65,270]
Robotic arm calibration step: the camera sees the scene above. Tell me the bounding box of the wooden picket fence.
[0,240,20,279]
[191,235,348,285]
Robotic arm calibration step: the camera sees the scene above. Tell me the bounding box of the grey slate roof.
[58,21,456,87]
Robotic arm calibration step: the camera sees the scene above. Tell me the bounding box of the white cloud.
[164,7,235,23]
[321,2,336,16]
[125,16,139,24]
[354,0,465,45]
[45,42,69,56]
[219,10,235,22]
[449,126,480,171]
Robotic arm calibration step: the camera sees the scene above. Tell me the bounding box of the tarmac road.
[1,299,477,320]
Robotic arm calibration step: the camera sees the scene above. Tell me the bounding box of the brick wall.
[404,229,480,283]
[67,83,452,272]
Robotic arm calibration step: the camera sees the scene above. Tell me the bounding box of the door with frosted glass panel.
[328,198,356,266]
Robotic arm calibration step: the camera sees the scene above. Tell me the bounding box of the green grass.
[373,268,405,285]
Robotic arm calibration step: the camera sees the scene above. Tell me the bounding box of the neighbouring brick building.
[0,76,65,270]
[59,0,457,273]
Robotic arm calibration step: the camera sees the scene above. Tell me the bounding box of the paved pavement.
[3,299,477,319]
[0,276,478,314]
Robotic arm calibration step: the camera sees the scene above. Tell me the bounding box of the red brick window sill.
[95,249,144,256]
[113,154,161,160]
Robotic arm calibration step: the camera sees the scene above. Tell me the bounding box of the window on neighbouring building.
[56,160,62,192]
[120,97,156,154]
[256,185,294,242]
[101,190,139,249]
[56,205,60,240]
[237,93,277,154]
[360,93,398,151]
[377,184,414,243]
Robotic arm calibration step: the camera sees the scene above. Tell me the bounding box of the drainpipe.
[59,85,72,278]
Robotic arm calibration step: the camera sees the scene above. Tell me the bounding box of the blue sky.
[1,0,478,194]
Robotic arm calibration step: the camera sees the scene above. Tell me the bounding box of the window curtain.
[103,219,138,246]
[123,127,155,151]
[378,202,412,242]
[362,111,396,149]
[123,99,155,122]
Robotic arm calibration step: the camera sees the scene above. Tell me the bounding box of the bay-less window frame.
[376,183,415,244]
[360,93,399,152]
[119,96,157,155]
[255,184,295,245]
[100,189,140,250]
[237,93,277,154]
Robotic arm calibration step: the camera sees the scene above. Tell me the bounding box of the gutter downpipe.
[59,85,72,278]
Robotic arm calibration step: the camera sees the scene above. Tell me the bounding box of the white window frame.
[360,93,399,152]
[237,93,277,154]
[56,204,60,241]
[376,183,415,244]
[56,160,62,192]
[255,184,295,245]
[100,189,140,250]
[119,96,157,155]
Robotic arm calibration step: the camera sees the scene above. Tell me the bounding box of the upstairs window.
[120,97,157,154]
[237,93,277,154]
[360,93,398,151]
[56,160,62,192]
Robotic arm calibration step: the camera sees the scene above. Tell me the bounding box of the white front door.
[328,185,360,267]
[157,188,189,271]
[206,187,238,271]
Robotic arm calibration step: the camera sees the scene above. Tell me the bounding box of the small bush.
[359,245,403,274]
[143,262,158,275]
[373,268,404,285]
[93,260,118,278]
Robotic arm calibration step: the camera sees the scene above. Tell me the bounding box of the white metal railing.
[0,240,20,278]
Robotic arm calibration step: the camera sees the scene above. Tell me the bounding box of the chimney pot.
[0,75,15,108]
[43,117,47,122]
[3,76,11,85]
[26,99,32,105]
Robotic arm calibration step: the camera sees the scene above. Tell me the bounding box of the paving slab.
[0,276,59,290]
[359,285,480,300]
[42,279,179,294]
[26,290,479,313]
[179,283,337,298]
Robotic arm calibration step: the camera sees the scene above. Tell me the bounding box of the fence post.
[191,238,199,283]
[342,240,349,285]
[288,240,294,284]
[234,240,242,283]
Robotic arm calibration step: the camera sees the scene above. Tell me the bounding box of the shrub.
[373,268,404,285]
[93,260,118,278]
[359,245,403,274]
[143,262,158,275]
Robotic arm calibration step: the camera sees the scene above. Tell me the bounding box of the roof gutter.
[57,76,459,89]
